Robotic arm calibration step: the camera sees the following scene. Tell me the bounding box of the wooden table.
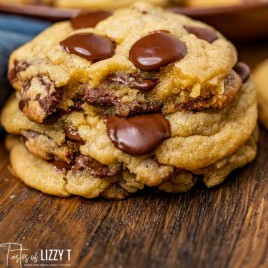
[0,42,267,268]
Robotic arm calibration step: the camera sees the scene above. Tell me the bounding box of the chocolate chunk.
[22,80,31,94]
[84,88,117,106]
[43,111,63,125]
[184,26,218,44]
[84,87,162,117]
[107,113,170,155]
[107,74,159,91]
[71,11,112,30]
[116,101,162,117]
[72,98,84,111]
[43,85,63,119]
[51,160,72,171]
[129,32,186,71]
[233,62,251,83]
[60,33,114,62]
[20,75,62,123]
[37,94,59,114]
[8,60,30,83]
[73,155,119,177]
[131,78,158,91]
[19,100,26,111]
[65,128,83,142]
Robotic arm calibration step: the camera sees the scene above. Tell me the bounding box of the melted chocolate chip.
[73,155,119,177]
[71,11,112,30]
[184,25,218,44]
[60,33,114,62]
[129,32,186,71]
[132,78,158,91]
[73,156,86,173]
[19,100,26,111]
[65,128,83,142]
[116,101,162,117]
[20,75,62,123]
[106,113,170,155]
[51,160,72,171]
[43,111,63,125]
[107,74,159,91]
[8,60,30,83]
[84,87,162,117]
[84,88,117,106]
[233,62,251,83]
[37,93,59,114]
[71,98,84,112]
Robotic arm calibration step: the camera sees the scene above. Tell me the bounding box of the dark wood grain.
[0,41,268,268]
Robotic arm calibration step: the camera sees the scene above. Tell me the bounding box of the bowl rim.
[0,3,79,21]
[0,2,267,21]
[171,2,268,16]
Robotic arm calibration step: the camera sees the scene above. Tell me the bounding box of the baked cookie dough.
[1,2,258,199]
[253,59,268,129]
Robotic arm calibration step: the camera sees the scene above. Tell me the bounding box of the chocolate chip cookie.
[1,2,258,199]
[253,59,268,129]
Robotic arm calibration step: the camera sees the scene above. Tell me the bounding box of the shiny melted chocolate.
[60,33,114,62]
[71,11,112,29]
[65,128,83,142]
[129,32,186,71]
[184,25,218,43]
[234,62,251,83]
[51,160,72,171]
[106,113,170,155]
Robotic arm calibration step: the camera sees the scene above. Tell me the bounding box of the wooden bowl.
[172,3,268,41]
[0,2,268,41]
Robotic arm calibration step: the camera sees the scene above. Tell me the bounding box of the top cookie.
[9,1,238,123]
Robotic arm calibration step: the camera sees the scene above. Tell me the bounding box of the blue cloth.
[0,14,51,135]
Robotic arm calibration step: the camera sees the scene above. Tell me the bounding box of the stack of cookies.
[1,2,258,199]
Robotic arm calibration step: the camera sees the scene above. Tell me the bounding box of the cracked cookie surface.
[9,2,237,123]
